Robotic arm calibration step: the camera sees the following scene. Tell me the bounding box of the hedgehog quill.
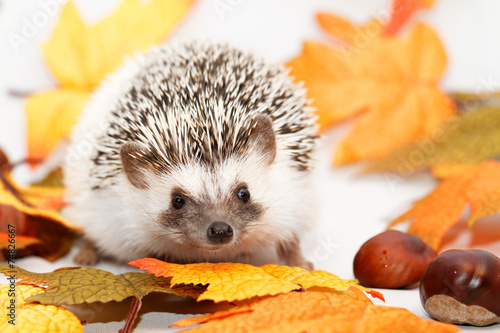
[63,41,318,269]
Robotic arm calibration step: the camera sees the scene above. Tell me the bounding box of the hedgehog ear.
[248,114,276,166]
[120,142,150,189]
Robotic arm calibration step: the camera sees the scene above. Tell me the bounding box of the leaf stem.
[7,88,36,98]
[119,298,142,333]
[0,157,44,208]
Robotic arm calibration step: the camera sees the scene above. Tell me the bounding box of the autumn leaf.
[315,14,382,46]
[0,233,40,255]
[384,0,436,35]
[0,264,206,333]
[172,288,374,329]
[0,265,203,305]
[26,89,89,163]
[450,90,500,110]
[259,264,383,300]
[364,106,500,177]
[390,161,500,250]
[172,291,458,333]
[0,284,83,332]
[129,258,384,303]
[26,0,195,161]
[31,168,64,188]
[288,18,455,165]
[0,151,76,261]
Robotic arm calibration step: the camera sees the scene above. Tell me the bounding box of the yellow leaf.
[41,3,89,89]
[0,284,83,333]
[259,264,382,299]
[129,258,384,303]
[288,21,455,165]
[26,89,89,162]
[28,0,195,160]
[43,0,195,88]
[390,161,500,250]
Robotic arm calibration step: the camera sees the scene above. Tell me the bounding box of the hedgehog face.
[120,115,279,253]
[138,153,276,253]
[159,176,264,250]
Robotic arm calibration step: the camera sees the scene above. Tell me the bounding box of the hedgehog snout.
[207,221,234,244]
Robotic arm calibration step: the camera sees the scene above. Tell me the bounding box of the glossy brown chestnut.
[420,249,500,326]
[353,230,436,288]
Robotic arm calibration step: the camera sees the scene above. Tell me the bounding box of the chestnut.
[420,249,500,326]
[353,230,436,288]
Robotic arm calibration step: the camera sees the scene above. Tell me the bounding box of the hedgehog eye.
[237,187,250,203]
[172,193,185,209]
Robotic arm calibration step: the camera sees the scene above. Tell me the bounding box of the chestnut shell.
[420,249,500,317]
[353,230,436,288]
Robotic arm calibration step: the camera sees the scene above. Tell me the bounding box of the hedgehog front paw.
[295,259,314,271]
[285,257,314,271]
[74,240,100,266]
[277,236,314,271]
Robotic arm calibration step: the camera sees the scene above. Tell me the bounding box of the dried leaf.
[31,168,64,188]
[364,106,500,177]
[288,20,455,165]
[15,185,67,212]
[384,0,436,35]
[390,161,500,250]
[0,284,83,332]
[26,0,195,161]
[450,90,500,110]
[129,258,384,303]
[172,291,458,333]
[0,265,203,305]
[0,152,76,261]
[0,233,40,251]
[0,265,205,333]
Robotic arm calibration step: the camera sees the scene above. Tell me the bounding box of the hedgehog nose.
[207,222,233,244]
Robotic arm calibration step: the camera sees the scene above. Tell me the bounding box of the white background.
[1,0,500,332]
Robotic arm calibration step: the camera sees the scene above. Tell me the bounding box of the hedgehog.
[62,41,318,270]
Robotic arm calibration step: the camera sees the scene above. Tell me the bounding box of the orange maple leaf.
[129,258,384,303]
[390,161,500,250]
[315,14,382,46]
[384,0,436,35]
[287,15,455,165]
[172,291,458,333]
[26,0,196,162]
